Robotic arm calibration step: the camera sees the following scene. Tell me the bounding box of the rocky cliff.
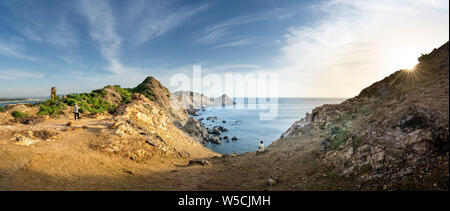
[102,77,217,160]
[133,77,189,125]
[281,41,449,190]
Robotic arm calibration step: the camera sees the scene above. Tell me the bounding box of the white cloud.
[78,0,207,74]
[273,0,449,98]
[5,1,79,48]
[0,69,44,80]
[79,0,131,74]
[0,40,37,61]
[199,9,295,44]
[210,38,257,49]
[207,64,262,72]
[131,3,209,45]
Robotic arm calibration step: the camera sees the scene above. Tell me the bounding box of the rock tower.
[51,87,57,100]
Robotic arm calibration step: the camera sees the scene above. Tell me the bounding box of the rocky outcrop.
[102,85,124,105]
[181,117,209,143]
[133,77,189,125]
[173,91,235,110]
[105,92,217,160]
[281,41,449,190]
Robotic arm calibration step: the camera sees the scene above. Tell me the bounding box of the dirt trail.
[0,115,355,190]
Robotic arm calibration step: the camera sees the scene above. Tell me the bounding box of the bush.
[0,105,13,113]
[330,126,340,135]
[330,128,349,150]
[113,85,132,104]
[132,84,156,101]
[64,92,116,114]
[37,99,66,116]
[12,110,29,118]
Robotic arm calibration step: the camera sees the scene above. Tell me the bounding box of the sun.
[390,46,420,71]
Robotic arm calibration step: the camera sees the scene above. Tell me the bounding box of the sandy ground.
[0,114,356,191]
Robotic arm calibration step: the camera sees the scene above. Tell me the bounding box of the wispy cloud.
[130,2,209,46]
[207,64,262,72]
[199,9,294,44]
[4,1,78,48]
[0,40,37,61]
[79,0,128,74]
[210,38,257,49]
[0,69,44,80]
[78,0,208,74]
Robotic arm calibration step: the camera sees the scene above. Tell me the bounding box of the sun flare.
[390,46,420,71]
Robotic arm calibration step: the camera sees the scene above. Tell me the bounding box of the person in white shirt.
[256,140,264,155]
[74,103,80,120]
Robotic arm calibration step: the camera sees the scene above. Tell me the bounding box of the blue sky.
[0,0,448,98]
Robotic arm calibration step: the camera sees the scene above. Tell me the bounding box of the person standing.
[74,103,80,120]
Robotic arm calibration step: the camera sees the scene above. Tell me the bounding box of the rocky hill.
[0,76,217,162]
[281,41,449,190]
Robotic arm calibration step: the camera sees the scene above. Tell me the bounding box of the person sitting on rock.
[256,140,264,155]
[74,103,80,120]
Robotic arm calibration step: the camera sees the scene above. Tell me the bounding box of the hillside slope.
[281,41,449,190]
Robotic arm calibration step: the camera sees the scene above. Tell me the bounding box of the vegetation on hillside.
[11,110,29,118]
[64,92,116,114]
[9,79,163,117]
[113,85,133,104]
[132,83,156,101]
[37,97,66,116]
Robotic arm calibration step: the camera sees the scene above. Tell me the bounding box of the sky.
[0,0,448,98]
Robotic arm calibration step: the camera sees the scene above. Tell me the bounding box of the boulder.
[208,136,221,144]
[211,127,222,135]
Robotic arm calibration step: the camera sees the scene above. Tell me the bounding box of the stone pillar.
[51,87,57,100]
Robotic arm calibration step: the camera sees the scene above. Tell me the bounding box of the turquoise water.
[197,98,346,154]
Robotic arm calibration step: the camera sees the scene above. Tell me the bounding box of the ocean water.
[0,100,43,107]
[197,98,346,154]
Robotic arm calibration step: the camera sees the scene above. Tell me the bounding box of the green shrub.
[63,92,116,114]
[0,105,13,113]
[12,110,29,118]
[330,128,349,150]
[358,107,368,115]
[132,84,156,101]
[113,85,132,104]
[92,89,107,97]
[330,126,340,135]
[37,99,66,116]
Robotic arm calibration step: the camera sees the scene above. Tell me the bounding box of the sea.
[0,100,44,107]
[196,98,346,154]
